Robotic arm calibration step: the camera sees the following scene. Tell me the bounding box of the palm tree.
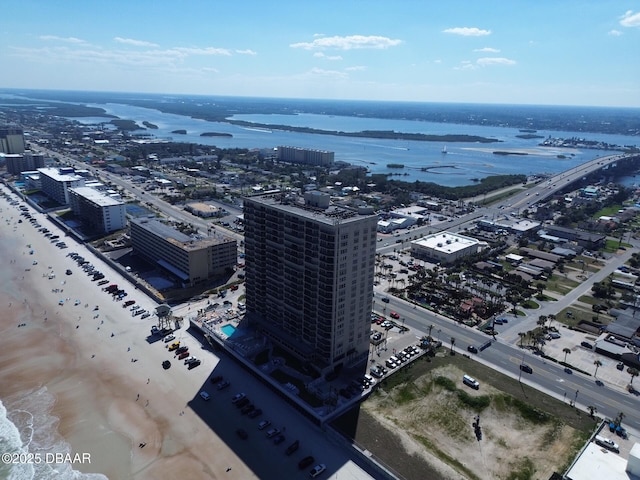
[450,337,456,355]
[629,367,639,384]
[563,347,571,363]
[593,360,603,378]
[547,314,556,329]
[537,315,548,329]
[518,332,526,348]
[428,324,434,340]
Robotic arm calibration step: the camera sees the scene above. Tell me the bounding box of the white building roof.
[413,232,479,254]
[38,167,83,182]
[69,186,124,207]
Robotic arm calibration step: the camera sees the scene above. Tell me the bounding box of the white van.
[463,374,480,390]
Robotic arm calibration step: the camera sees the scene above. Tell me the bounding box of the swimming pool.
[221,324,236,337]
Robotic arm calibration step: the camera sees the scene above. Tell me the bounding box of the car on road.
[199,391,211,401]
[298,456,315,470]
[309,464,327,478]
[231,392,246,404]
[389,311,400,319]
[258,420,271,430]
[519,364,533,374]
[467,345,478,354]
[381,297,390,303]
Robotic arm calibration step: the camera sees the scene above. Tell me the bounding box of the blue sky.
[1,1,639,107]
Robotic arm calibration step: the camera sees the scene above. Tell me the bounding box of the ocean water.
[0,389,108,480]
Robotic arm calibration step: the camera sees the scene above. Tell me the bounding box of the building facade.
[68,186,127,233]
[0,126,25,154]
[277,146,334,166]
[243,191,378,375]
[3,151,45,174]
[130,218,237,286]
[37,167,86,205]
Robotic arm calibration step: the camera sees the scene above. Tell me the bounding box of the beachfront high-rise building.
[130,218,237,287]
[243,191,378,375]
[37,167,86,205]
[0,126,25,154]
[3,151,45,174]
[277,146,334,166]
[68,186,127,234]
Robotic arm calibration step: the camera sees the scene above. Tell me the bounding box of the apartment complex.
[68,186,126,233]
[130,218,237,286]
[243,191,378,375]
[0,126,25,154]
[37,167,85,205]
[3,151,45,174]
[277,146,334,166]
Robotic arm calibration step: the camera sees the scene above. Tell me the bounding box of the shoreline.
[0,187,254,479]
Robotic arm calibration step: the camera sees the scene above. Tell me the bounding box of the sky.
[1,1,639,107]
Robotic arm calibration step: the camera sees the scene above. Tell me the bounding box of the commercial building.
[243,191,378,375]
[68,186,126,233]
[411,231,483,264]
[277,146,334,166]
[0,126,25,154]
[37,167,86,205]
[130,218,237,286]
[3,151,45,174]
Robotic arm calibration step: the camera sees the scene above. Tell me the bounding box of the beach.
[0,186,255,480]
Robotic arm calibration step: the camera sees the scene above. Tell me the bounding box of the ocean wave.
[1,389,108,480]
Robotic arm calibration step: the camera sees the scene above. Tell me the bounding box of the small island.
[493,151,528,156]
[387,163,405,169]
[171,129,187,135]
[200,132,233,137]
[142,121,158,129]
[515,134,544,140]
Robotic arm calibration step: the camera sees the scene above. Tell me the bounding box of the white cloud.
[171,46,232,56]
[290,35,402,50]
[305,67,349,79]
[345,65,366,71]
[474,47,500,53]
[443,27,491,37]
[114,37,159,47]
[620,10,640,27]
[476,57,516,66]
[455,60,476,71]
[236,49,257,55]
[39,35,87,44]
[608,29,623,36]
[313,52,343,61]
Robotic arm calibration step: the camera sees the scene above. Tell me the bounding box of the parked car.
[285,440,299,455]
[309,464,327,478]
[199,391,211,401]
[247,408,262,419]
[258,420,271,430]
[298,456,315,470]
[231,392,246,404]
[216,380,230,390]
[265,427,280,438]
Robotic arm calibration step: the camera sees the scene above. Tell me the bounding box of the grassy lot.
[593,205,623,218]
[545,274,580,295]
[331,352,596,480]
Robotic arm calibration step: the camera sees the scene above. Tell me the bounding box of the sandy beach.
[0,185,256,480]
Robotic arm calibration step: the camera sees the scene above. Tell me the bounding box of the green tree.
[563,347,571,363]
[593,360,603,378]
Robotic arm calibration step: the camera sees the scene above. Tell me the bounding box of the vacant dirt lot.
[333,353,595,480]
